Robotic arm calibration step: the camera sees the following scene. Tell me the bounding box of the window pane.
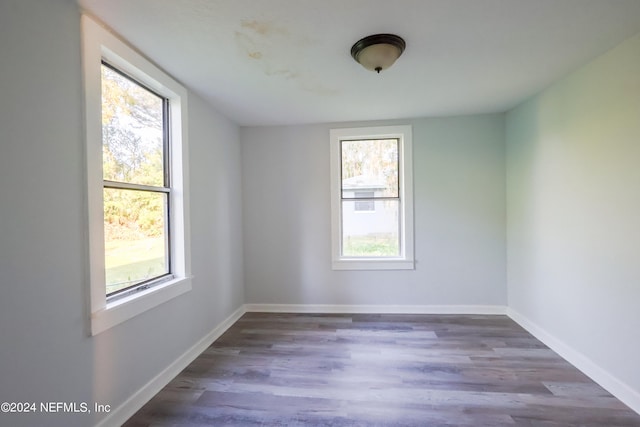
[354,200,375,212]
[101,64,165,186]
[104,188,169,295]
[342,200,400,257]
[341,139,398,199]
[354,191,375,212]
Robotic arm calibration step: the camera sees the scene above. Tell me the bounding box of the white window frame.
[82,15,191,335]
[330,125,414,270]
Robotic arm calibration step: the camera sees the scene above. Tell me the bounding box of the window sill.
[332,259,415,271]
[90,276,192,335]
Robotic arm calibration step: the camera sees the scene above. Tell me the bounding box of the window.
[354,192,375,212]
[330,126,414,270]
[101,62,171,297]
[83,15,191,335]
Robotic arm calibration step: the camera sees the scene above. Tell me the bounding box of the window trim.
[330,125,414,270]
[82,15,191,335]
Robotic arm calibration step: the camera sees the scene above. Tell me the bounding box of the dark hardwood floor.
[124,313,640,426]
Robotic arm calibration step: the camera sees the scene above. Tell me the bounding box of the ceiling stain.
[235,18,338,97]
[234,31,262,60]
[240,19,288,37]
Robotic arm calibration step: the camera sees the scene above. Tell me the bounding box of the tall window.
[83,15,191,335]
[101,63,171,297]
[330,126,414,270]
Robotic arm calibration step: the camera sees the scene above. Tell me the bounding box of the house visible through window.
[101,62,171,297]
[330,126,414,270]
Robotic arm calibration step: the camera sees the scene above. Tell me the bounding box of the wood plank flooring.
[123,313,640,426]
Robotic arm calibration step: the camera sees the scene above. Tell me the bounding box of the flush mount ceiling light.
[351,34,406,73]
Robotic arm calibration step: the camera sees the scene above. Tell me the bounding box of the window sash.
[339,138,400,199]
[103,187,172,299]
[341,199,401,257]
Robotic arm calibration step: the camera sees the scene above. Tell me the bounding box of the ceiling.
[78,0,640,127]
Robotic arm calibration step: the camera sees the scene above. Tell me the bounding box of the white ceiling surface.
[78,0,640,126]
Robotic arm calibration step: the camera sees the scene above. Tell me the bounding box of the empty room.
[1,0,640,426]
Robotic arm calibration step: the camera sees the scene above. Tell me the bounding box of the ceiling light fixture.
[351,34,406,73]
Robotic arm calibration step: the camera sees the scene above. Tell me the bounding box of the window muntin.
[101,62,172,298]
[330,126,413,270]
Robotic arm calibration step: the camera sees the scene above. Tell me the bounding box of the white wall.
[241,115,506,307]
[506,33,640,403]
[0,1,243,426]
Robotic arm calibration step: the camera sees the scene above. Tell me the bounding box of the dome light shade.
[351,34,406,73]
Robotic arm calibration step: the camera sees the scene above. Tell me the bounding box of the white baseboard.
[244,303,507,315]
[507,308,640,415]
[94,305,246,427]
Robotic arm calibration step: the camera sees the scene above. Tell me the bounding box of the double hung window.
[330,126,414,270]
[101,62,171,297]
[83,15,191,334]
